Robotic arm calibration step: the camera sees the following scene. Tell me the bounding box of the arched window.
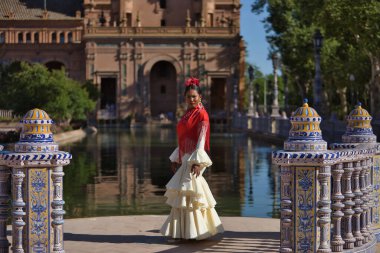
[18,33,23,43]
[59,33,65,43]
[34,33,39,43]
[26,33,31,43]
[67,32,73,43]
[51,32,57,43]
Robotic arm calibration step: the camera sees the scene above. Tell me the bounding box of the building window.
[34,33,39,43]
[59,33,65,43]
[0,33,4,43]
[208,13,214,26]
[67,32,73,43]
[126,13,132,26]
[160,85,166,94]
[51,32,57,43]
[18,33,23,43]
[160,19,166,26]
[159,0,166,9]
[26,33,31,43]
[195,12,201,26]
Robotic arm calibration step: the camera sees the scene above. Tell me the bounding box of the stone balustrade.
[0,110,13,119]
[84,26,238,38]
[273,100,379,252]
[0,108,71,253]
[0,28,82,44]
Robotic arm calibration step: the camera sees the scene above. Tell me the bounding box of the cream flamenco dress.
[160,120,224,240]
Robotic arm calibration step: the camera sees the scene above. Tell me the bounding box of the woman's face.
[185,89,202,109]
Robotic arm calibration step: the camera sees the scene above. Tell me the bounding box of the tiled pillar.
[2,109,71,253]
[273,99,331,252]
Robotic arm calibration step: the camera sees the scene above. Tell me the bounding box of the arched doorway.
[45,61,65,71]
[150,61,177,119]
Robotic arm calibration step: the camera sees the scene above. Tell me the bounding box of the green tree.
[251,0,380,118]
[0,61,96,123]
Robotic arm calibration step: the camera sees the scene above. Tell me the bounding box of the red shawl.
[177,103,210,160]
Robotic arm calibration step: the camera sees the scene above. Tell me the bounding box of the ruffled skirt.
[160,153,224,240]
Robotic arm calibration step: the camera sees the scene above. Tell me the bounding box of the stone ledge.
[53,128,86,144]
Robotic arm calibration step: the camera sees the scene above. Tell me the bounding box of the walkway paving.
[7,215,380,252]
[62,215,281,253]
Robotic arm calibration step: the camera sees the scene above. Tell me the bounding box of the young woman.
[160,77,224,240]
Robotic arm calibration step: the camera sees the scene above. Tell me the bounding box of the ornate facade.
[0,0,244,121]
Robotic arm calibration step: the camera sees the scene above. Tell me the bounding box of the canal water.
[60,128,281,219]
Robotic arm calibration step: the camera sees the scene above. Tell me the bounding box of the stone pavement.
[62,215,281,253]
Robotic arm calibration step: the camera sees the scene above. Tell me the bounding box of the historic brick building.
[0,0,244,122]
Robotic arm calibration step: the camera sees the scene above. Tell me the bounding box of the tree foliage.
[0,61,96,123]
[251,0,380,118]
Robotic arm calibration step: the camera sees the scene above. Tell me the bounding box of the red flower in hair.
[185,77,200,87]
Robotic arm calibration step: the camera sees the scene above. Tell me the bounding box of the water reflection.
[60,128,280,219]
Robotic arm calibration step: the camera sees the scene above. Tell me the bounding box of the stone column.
[342,162,355,249]
[317,166,332,253]
[331,163,345,252]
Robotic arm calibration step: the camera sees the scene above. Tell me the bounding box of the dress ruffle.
[161,152,224,240]
[187,148,212,168]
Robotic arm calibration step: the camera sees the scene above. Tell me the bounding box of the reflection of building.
[0,0,244,121]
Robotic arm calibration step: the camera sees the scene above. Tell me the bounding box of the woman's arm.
[191,121,209,177]
[196,121,209,150]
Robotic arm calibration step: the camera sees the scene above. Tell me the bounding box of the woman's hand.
[171,162,181,173]
[191,164,201,177]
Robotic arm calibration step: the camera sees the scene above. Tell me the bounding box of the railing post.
[359,159,369,243]
[331,163,345,252]
[317,165,332,253]
[1,109,72,253]
[352,160,364,247]
[341,161,356,249]
[12,169,26,253]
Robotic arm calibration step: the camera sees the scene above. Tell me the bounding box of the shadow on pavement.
[64,233,167,244]
[156,231,280,253]
[64,230,280,253]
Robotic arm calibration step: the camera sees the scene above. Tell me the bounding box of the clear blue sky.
[240,1,272,75]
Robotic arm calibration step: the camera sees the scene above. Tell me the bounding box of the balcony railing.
[84,26,238,38]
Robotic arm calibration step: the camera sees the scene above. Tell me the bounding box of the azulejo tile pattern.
[28,168,50,253]
[296,167,316,252]
[284,99,327,152]
[373,155,380,230]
